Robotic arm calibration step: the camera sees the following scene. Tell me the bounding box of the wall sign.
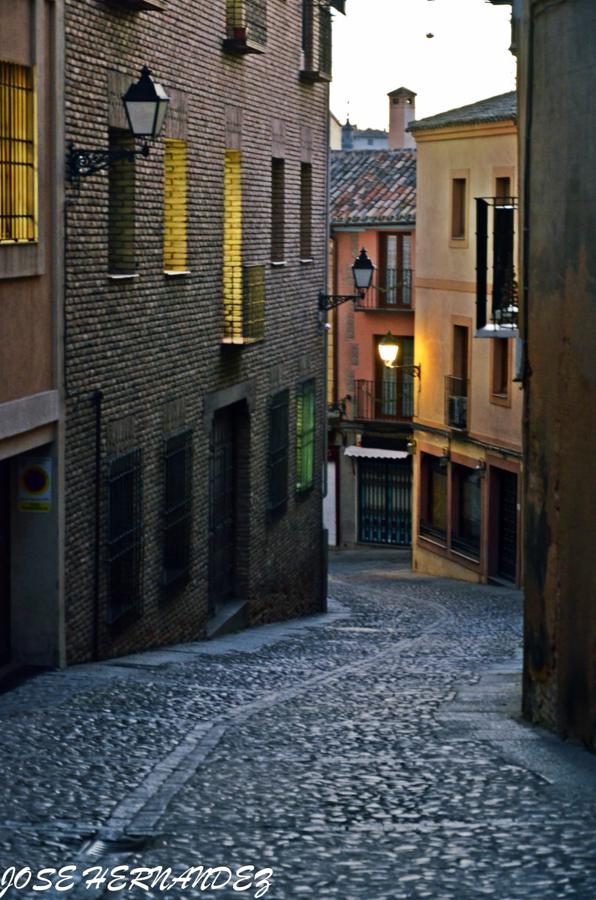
[18,457,52,512]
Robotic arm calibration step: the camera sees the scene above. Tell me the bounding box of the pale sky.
[330,0,516,129]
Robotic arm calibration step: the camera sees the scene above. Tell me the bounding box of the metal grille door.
[208,408,237,615]
[358,458,412,546]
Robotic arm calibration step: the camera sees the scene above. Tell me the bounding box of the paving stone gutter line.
[61,594,450,898]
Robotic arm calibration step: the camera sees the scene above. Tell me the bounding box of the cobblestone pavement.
[1,551,596,899]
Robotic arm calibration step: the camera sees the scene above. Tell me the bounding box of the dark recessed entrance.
[496,469,518,582]
[0,460,10,665]
[208,404,245,616]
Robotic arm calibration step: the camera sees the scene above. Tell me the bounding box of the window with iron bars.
[162,430,193,592]
[107,449,143,624]
[0,61,36,243]
[224,0,267,54]
[476,195,518,333]
[296,379,316,493]
[223,264,265,343]
[268,389,289,517]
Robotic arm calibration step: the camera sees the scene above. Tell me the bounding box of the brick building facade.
[63,0,338,662]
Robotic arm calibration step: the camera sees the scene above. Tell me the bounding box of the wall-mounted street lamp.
[319,248,375,311]
[67,67,170,183]
[378,331,421,378]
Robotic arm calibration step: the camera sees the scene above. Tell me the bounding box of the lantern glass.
[123,67,170,140]
[352,248,375,291]
[378,332,399,366]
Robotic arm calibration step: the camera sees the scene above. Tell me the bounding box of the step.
[207,600,250,640]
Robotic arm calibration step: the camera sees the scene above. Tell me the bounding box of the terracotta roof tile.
[330,149,416,226]
[409,91,516,132]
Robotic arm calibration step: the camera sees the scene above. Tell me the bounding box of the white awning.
[344,446,409,460]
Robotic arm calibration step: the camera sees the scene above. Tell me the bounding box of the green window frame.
[296,379,315,493]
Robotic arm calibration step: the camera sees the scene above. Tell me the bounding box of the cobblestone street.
[1,551,596,899]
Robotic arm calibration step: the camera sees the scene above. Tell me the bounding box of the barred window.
[271,158,285,262]
[300,163,312,259]
[296,379,316,493]
[107,450,143,624]
[224,0,267,52]
[268,389,289,516]
[162,430,193,591]
[0,61,36,243]
[108,128,136,274]
[163,139,188,272]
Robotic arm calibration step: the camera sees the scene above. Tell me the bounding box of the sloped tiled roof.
[330,149,416,226]
[408,91,517,132]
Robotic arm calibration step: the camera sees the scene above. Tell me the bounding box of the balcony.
[356,268,413,310]
[476,196,519,336]
[354,379,414,422]
[301,3,332,82]
[223,265,265,344]
[223,0,267,54]
[445,376,468,430]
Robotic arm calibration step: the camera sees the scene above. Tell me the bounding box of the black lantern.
[122,66,170,141]
[67,66,170,183]
[352,248,375,292]
[318,247,375,312]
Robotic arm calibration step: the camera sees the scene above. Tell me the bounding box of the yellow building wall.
[414,126,521,449]
[163,139,188,272]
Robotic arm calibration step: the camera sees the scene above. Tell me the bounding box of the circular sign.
[21,466,49,495]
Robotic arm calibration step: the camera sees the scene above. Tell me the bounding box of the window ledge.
[221,336,264,347]
[222,36,266,55]
[489,392,511,408]
[107,273,140,282]
[164,270,191,278]
[271,260,287,268]
[112,0,166,9]
[300,258,314,265]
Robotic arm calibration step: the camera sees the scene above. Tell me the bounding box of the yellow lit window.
[0,61,37,243]
[163,139,188,272]
[223,149,243,341]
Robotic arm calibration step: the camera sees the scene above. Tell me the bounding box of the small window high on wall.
[451,178,467,241]
[271,158,285,262]
[300,163,312,260]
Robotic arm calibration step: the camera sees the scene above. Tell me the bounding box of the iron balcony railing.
[476,196,519,332]
[445,376,469,430]
[224,0,267,53]
[301,1,332,82]
[356,268,413,310]
[319,4,332,79]
[223,264,265,344]
[354,379,414,422]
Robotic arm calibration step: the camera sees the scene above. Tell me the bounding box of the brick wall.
[64,0,328,662]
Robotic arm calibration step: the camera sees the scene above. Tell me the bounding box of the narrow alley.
[1,553,595,899]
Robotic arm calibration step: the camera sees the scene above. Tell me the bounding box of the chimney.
[388,87,416,150]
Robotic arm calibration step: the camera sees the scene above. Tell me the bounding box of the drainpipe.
[91,390,103,661]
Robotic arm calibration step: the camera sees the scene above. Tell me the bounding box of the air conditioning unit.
[448,395,467,429]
